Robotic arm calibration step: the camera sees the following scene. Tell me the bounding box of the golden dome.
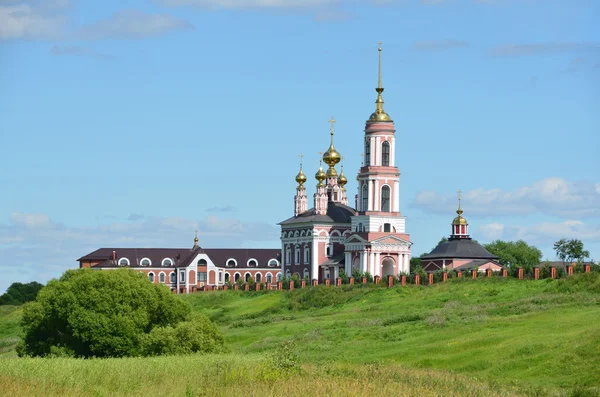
[315,162,326,186]
[295,168,307,187]
[452,209,468,225]
[338,171,348,189]
[323,143,341,167]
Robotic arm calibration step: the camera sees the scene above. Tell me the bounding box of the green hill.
[1,273,599,396]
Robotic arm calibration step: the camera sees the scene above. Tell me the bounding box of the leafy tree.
[17,268,223,358]
[409,257,422,273]
[553,239,590,265]
[483,240,542,270]
[0,281,44,305]
[433,237,448,250]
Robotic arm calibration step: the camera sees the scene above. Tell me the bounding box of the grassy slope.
[0,274,599,396]
[183,274,600,392]
[0,305,22,357]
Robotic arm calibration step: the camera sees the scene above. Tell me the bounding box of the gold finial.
[193,230,199,247]
[323,116,341,177]
[315,154,327,187]
[337,156,348,190]
[452,189,466,225]
[368,42,391,122]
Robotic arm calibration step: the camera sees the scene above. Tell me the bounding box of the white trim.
[162,258,173,267]
[226,258,238,267]
[247,258,258,267]
[265,272,273,283]
[197,258,208,266]
[140,257,151,267]
[118,257,130,267]
[158,271,166,283]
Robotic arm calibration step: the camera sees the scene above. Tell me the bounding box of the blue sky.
[1,0,599,293]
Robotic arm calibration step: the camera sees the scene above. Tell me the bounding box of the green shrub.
[0,281,44,305]
[269,340,299,372]
[16,268,215,358]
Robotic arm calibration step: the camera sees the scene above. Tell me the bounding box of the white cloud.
[478,223,504,240]
[411,178,600,218]
[0,1,68,40]
[0,212,279,293]
[77,9,193,40]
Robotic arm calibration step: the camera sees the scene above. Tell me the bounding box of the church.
[78,45,497,293]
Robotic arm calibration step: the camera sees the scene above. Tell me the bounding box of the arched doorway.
[382,257,395,277]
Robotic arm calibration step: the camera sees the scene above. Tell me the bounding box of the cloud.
[412,40,468,51]
[77,9,193,40]
[0,212,280,293]
[492,42,600,57]
[0,1,69,40]
[127,213,145,221]
[151,0,341,8]
[206,205,237,212]
[50,45,113,59]
[411,178,600,218]
[477,220,600,246]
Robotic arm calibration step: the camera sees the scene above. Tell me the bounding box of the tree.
[432,237,448,251]
[17,268,224,358]
[0,281,44,305]
[483,240,542,269]
[553,239,590,265]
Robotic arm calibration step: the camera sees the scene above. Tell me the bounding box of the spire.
[295,153,307,188]
[323,116,341,177]
[451,189,468,238]
[368,42,392,122]
[193,230,199,248]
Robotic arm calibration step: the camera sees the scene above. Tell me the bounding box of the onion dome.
[368,44,392,122]
[323,116,341,176]
[193,230,199,248]
[315,161,326,186]
[452,208,467,225]
[295,168,307,188]
[337,169,348,190]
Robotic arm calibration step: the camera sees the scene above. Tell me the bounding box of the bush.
[0,281,44,305]
[17,268,223,358]
[269,340,299,372]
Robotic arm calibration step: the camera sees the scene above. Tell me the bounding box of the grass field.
[1,273,599,396]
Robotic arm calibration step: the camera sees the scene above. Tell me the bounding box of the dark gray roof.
[279,201,357,225]
[454,259,501,271]
[421,238,498,260]
[79,247,201,268]
[320,252,345,266]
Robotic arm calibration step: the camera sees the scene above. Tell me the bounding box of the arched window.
[140,258,151,267]
[148,273,155,283]
[266,273,272,283]
[197,259,207,266]
[362,185,368,211]
[245,273,251,282]
[285,269,291,278]
[383,223,391,232]
[118,258,129,267]
[159,272,165,283]
[326,244,333,257]
[303,268,309,280]
[295,246,300,264]
[382,141,390,166]
[234,273,241,282]
[365,139,371,166]
[162,258,173,267]
[180,271,185,283]
[286,247,291,264]
[224,273,230,282]
[381,185,391,212]
[170,272,176,283]
[247,259,258,267]
[276,273,282,282]
[268,259,279,267]
[226,259,236,267]
[256,273,262,282]
[303,246,310,264]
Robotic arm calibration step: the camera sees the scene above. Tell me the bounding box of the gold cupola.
[337,163,348,191]
[323,116,341,177]
[315,160,327,187]
[452,189,468,225]
[193,230,199,248]
[368,43,392,122]
[295,153,307,188]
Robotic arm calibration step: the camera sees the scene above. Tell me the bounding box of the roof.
[320,252,345,266]
[203,249,281,268]
[279,201,357,225]
[454,259,502,271]
[79,247,201,268]
[421,238,498,260]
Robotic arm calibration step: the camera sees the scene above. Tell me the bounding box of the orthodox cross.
[457,189,462,208]
[318,151,323,165]
[328,116,336,135]
[299,153,303,169]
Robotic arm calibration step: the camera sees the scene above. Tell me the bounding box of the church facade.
[78,45,414,292]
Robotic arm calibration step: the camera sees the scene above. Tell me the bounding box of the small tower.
[450,189,469,239]
[314,158,327,215]
[193,230,199,249]
[294,154,308,216]
[322,116,343,203]
[338,159,348,205]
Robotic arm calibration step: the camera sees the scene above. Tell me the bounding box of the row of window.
[365,140,390,167]
[360,185,391,212]
[118,257,279,268]
[119,257,173,267]
[225,258,279,267]
[148,272,176,283]
[285,244,334,265]
[355,223,392,232]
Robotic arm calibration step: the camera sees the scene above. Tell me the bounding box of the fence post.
[584,264,591,273]
[428,273,434,285]
[336,277,342,287]
[349,277,354,285]
[312,279,318,287]
[278,282,283,290]
[550,267,556,279]
[325,278,330,287]
[457,271,463,278]
[486,269,492,278]
[362,277,367,285]
[401,275,406,286]
[244,284,249,291]
[518,267,524,280]
[301,279,306,288]
[374,275,381,284]
[472,269,477,279]
[387,275,393,287]
[534,267,540,280]
[502,269,508,278]
[443,272,448,282]
[567,265,573,276]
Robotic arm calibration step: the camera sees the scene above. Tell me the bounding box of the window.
[382,141,390,166]
[248,259,258,267]
[170,272,176,283]
[140,258,151,267]
[303,268,309,280]
[180,271,185,283]
[197,259,207,266]
[304,247,309,264]
[226,259,236,267]
[197,272,207,282]
[159,273,165,283]
[268,259,279,267]
[245,273,251,282]
[358,223,363,232]
[234,273,240,282]
[162,258,173,267]
[326,244,333,257]
[295,247,300,264]
[286,248,291,265]
[266,273,272,283]
[365,139,371,166]
[256,273,262,282]
[148,273,155,283]
[224,273,230,282]
[219,272,223,282]
[286,269,291,278]
[381,185,391,212]
[384,223,391,232]
[118,258,129,267]
[362,185,368,211]
[276,273,282,282]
